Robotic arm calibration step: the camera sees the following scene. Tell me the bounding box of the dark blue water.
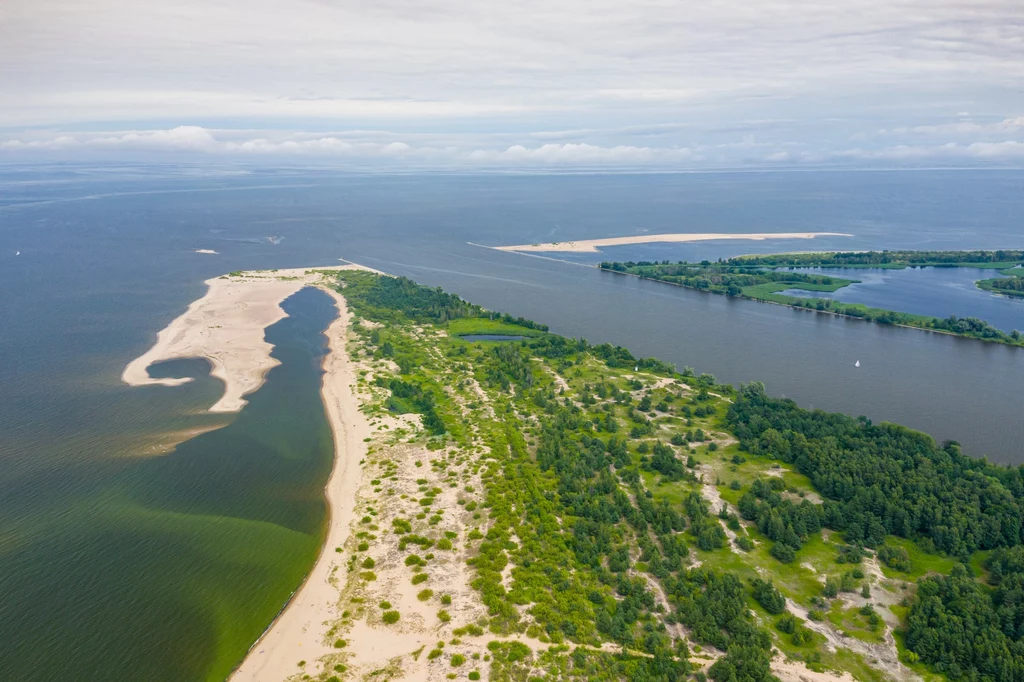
[1,165,1023,679]
[779,266,1024,332]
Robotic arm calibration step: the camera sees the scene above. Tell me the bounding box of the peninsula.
[225,270,1024,682]
[122,264,376,412]
[126,267,1024,682]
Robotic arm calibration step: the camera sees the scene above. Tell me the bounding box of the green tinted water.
[1,287,337,681]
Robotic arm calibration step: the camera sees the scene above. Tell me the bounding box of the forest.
[326,268,1024,682]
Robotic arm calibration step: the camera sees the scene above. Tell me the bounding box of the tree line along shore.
[271,268,1024,682]
[599,249,1024,347]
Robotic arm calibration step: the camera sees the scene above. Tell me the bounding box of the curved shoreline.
[122,265,374,412]
[229,285,372,682]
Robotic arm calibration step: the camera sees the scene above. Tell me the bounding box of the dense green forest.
[600,252,1024,346]
[323,269,1024,682]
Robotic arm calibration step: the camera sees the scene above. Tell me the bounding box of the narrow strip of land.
[494,232,852,253]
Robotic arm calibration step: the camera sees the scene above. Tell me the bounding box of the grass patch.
[447,318,544,338]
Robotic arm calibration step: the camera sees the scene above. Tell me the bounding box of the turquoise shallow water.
[0,287,337,681]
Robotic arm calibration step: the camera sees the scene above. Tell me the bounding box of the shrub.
[770,542,796,563]
[379,601,392,609]
[441,594,452,605]
[750,577,786,614]
[412,573,429,584]
[382,610,400,624]
[418,589,434,601]
[361,557,376,569]
[438,609,451,622]
[450,654,466,667]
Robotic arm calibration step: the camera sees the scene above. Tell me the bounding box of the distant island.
[490,232,852,253]
[600,250,1024,346]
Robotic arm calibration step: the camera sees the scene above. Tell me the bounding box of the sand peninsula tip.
[121,264,378,413]
[493,231,852,253]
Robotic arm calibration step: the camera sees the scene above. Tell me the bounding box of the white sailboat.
[855,360,860,368]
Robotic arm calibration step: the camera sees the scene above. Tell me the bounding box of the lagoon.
[779,266,1024,332]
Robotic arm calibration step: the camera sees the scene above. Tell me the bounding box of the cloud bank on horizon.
[2,0,1023,169]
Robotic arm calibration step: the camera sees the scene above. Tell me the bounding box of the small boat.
[15,251,20,256]
[855,360,860,368]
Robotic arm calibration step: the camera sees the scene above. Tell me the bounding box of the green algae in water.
[0,287,337,681]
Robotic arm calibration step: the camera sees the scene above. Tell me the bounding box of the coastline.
[120,264,379,681]
[494,231,852,253]
[229,286,372,682]
[122,265,375,412]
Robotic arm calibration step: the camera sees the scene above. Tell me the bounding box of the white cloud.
[838,140,1024,161]
[1,0,1022,142]
[4,125,1024,169]
[467,143,694,164]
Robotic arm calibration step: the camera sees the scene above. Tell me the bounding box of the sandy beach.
[230,285,374,682]
[494,231,852,253]
[122,265,373,412]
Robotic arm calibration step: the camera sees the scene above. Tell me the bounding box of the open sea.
[1,166,1022,680]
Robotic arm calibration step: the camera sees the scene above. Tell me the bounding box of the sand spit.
[230,286,374,682]
[121,265,373,412]
[494,232,853,253]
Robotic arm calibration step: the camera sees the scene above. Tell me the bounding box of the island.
[134,267,1020,682]
[489,232,853,253]
[600,250,1024,346]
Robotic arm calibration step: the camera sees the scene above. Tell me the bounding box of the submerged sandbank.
[122,265,374,412]
[494,232,852,253]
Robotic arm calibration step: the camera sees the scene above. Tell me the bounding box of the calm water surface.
[1,167,1023,680]
[779,266,1024,332]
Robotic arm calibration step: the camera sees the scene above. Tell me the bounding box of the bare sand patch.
[493,232,852,253]
[772,657,857,682]
[122,265,374,413]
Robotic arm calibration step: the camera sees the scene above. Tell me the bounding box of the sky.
[1,0,1023,169]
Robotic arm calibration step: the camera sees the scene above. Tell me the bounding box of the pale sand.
[772,658,856,682]
[494,232,852,253]
[122,265,373,413]
[230,286,374,682]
